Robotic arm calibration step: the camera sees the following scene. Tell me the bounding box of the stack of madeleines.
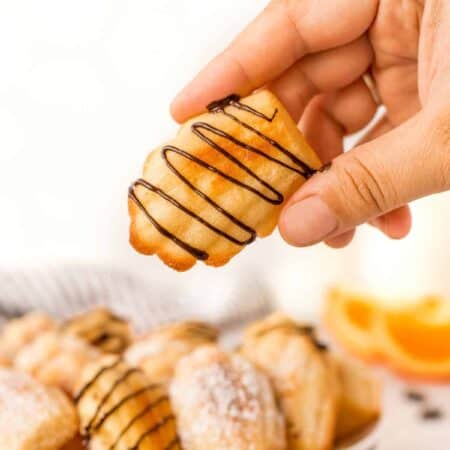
[0,307,380,450]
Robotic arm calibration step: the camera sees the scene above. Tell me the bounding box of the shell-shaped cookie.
[75,355,180,450]
[241,313,339,450]
[125,321,218,383]
[14,330,101,395]
[62,307,131,354]
[170,345,286,450]
[0,367,78,450]
[334,356,381,443]
[129,90,321,270]
[0,312,56,364]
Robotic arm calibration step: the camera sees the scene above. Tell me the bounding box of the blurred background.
[1,0,449,319]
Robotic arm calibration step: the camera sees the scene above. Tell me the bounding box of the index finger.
[171,0,378,122]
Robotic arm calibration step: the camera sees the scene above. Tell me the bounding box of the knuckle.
[331,152,396,220]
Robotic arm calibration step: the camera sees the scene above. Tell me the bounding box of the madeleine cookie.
[62,307,131,354]
[170,345,286,450]
[334,356,381,443]
[241,313,339,450]
[14,331,101,395]
[0,312,56,365]
[0,368,78,450]
[129,90,321,270]
[125,321,218,383]
[76,355,180,450]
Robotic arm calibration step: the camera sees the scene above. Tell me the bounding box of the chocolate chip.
[404,390,425,402]
[421,407,444,421]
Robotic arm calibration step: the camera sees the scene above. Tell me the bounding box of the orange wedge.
[323,287,381,362]
[379,296,450,381]
[323,289,450,381]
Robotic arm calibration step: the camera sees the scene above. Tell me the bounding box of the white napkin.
[0,264,272,335]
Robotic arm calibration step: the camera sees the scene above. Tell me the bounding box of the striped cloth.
[0,264,272,335]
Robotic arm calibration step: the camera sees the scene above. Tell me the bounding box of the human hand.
[171,0,450,248]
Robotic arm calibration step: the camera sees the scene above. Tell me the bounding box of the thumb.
[279,111,450,246]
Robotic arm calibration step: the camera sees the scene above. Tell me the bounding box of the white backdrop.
[1,0,449,314]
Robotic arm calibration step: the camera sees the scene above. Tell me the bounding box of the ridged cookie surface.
[15,331,101,395]
[129,90,321,270]
[0,312,56,365]
[241,313,339,450]
[76,355,180,450]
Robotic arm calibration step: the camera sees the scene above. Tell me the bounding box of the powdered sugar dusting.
[171,346,286,450]
[0,368,77,450]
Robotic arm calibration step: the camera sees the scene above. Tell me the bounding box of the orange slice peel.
[380,296,450,381]
[323,288,450,381]
[323,288,381,362]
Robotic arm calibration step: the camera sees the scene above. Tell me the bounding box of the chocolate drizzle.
[254,321,328,352]
[74,358,121,404]
[77,359,180,450]
[130,414,177,450]
[129,94,316,260]
[89,332,128,353]
[62,309,130,353]
[109,395,173,450]
[95,385,160,434]
[255,322,315,338]
[83,367,141,435]
[90,332,117,346]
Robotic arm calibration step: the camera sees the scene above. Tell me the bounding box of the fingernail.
[280,196,338,246]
